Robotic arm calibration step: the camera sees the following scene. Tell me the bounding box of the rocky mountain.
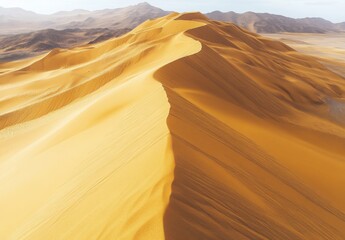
[2,3,344,35]
[336,22,345,31]
[206,11,345,33]
[0,6,41,20]
[0,2,169,34]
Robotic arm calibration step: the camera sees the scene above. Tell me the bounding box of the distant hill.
[0,6,41,20]
[336,22,345,31]
[0,2,169,34]
[206,11,345,33]
[0,28,130,62]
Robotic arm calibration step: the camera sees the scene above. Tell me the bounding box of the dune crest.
[0,12,345,239]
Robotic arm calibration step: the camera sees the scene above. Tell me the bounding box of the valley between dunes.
[0,12,345,239]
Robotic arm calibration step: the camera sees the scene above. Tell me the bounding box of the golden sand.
[0,13,344,239]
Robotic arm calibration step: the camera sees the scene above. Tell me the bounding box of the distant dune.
[0,28,130,62]
[0,12,344,239]
[264,32,345,91]
[265,32,345,62]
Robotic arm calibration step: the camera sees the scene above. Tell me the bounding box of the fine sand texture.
[0,13,345,239]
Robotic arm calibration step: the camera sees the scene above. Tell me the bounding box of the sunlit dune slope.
[0,13,202,239]
[158,13,345,240]
[0,12,345,240]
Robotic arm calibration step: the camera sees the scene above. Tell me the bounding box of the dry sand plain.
[264,33,345,61]
[0,13,345,239]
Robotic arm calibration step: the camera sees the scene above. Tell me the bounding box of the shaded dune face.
[154,13,345,240]
[0,12,345,239]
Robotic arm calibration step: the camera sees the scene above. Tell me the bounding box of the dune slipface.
[0,12,345,240]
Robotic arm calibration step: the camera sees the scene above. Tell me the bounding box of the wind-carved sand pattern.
[0,12,345,240]
[327,98,345,124]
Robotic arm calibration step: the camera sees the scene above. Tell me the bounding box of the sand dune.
[265,33,345,91]
[0,12,344,239]
[0,28,131,62]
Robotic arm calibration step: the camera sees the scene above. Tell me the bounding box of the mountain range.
[1,3,344,35]
[0,3,169,34]
[206,11,345,33]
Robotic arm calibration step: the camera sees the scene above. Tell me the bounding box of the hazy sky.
[0,0,344,22]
